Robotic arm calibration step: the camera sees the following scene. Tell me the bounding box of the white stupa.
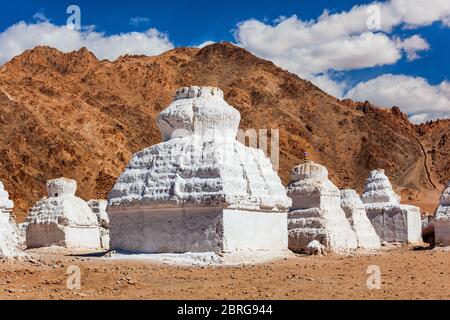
[286,161,358,253]
[87,199,110,250]
[361,169,422,243]
[0,181,21,258]
[340,189,381,250]
[107,86,291,255]
[435,182,450,246]
[25,178,101,249]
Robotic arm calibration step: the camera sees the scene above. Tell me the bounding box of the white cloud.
[397,35,430,61]
[0,21,174,65]
[345,74,450,123]
[305,74,347,99]
[234,0,449,96]
[236,17,402,75]
[385,0,450,29]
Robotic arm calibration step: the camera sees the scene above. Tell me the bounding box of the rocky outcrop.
[107,86,291,255]
[340,189,380,250]
[435,182,450,246]
[286,161,358,253]
[362,170,422,243]
[25,178,101,249]
[0,181,21,258]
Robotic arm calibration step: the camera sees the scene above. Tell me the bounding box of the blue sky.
[0,0,449,122]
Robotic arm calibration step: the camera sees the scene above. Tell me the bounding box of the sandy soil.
[1,246,449,300]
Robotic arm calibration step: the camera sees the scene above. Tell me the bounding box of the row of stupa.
[2,86,449,259]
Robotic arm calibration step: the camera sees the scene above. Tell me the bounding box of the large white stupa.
[25,178,101,249]
[435,182,450,246]
[361,169,422,243]
[0,181,20,258]
[107,86,291,255]
[286,161,358,253]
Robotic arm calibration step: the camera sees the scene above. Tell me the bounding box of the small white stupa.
[87,200,110,249]
[435,182,450,246]
[25,178,101,249]
[107,86,291,256]
[340,189,381,250]
[286,161,358,253]
[361,169,422,244]
[0,181,21,258]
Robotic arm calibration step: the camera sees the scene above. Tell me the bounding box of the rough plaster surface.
[109,207,288,254]
[88,199,110,249]
[25,178,101,249]
[340,189,381,250]
[361,170,422,243]
[286,162,358,253]
[108,87,290,256]
[0,181,21,258]
[108,86,291,212]
[435,182,450,246]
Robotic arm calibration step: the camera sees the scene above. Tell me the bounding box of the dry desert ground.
[1,246,449,300]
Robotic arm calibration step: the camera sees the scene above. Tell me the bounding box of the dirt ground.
[0,246,449,300]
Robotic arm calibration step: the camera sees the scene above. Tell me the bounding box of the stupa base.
[288,207,359,253]
[109,207,288,254]
[366,204,422,243]
[26,224,101,249]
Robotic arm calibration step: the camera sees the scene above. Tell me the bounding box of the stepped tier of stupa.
[361,170,422,243]
[340,189,381,250]
[107,86,291,255]
[286,161,358,253]
[25,178,101,249]
[87,200,110,249]
[0,181,21,258]
[435,182,450,246]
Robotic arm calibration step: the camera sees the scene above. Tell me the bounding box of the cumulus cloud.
[397,35,430,61]
[236,17,402,75]
[345,74,450,123]
[305,74,348,99]
[0,21,174,65]
[234,0,450,97]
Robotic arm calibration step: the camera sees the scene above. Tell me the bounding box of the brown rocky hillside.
[0,42,447,220]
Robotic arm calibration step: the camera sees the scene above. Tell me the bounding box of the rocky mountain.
[0,42,448,219]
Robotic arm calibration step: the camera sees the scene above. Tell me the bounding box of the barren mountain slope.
[418,120,450,185]
[0,43,445,219]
